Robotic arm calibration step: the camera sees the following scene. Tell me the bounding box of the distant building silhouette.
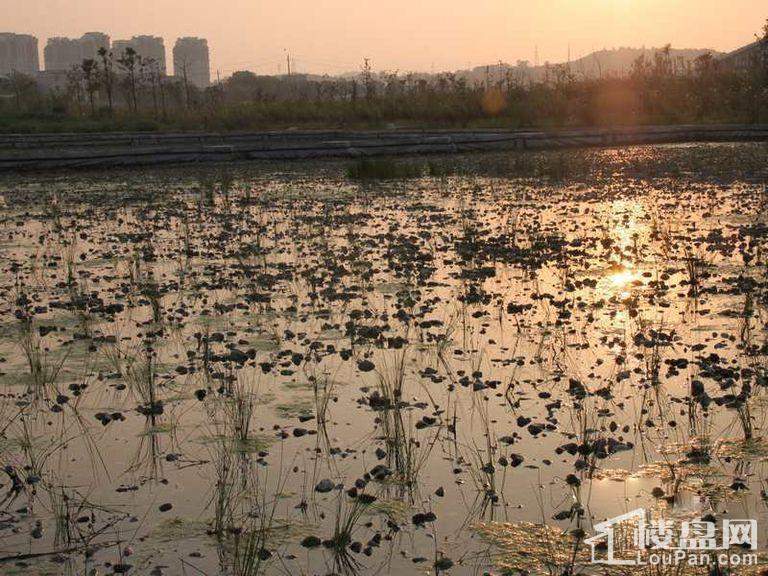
[79,32,110,61]
[45,38,81,71]
[44,32,109,71]
[111,40,131,57]
[0,33,39,75]
[112,36,166,73]
[173,37,210,87]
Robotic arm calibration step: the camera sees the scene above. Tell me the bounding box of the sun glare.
[609,268,636,289]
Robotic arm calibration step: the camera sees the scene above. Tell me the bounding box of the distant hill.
[720,39,767,68]
[227,46,728,87]
[453,47,721,86]
[567,47,719,77]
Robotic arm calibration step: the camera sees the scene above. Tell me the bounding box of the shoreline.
[2,124,768,172]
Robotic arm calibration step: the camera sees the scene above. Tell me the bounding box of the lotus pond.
[1,143,768,575]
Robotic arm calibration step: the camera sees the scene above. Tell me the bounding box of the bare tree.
[361,58,375,101]
[141,57,161,117]
[66,66,85,113]
[81,59,99,116]
[117,47,140,112]
[7,71,37,111]
[97,47,114,113]
[180,61,191,108]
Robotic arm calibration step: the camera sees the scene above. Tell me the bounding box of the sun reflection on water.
[598,200,650,300]
[609,267,637,290]
[611,266,640,297]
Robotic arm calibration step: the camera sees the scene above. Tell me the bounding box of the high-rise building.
[44,37,81,71]
[44,32,110,71]
[112,36,166,73]
[79,32,110,61]
[111,40,132,58]
[0,33,39,75]
[173,37,210,88]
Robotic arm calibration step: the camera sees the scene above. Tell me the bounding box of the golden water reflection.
[599,199,650,300]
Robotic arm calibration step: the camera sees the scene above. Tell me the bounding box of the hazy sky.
[3,0,766,76]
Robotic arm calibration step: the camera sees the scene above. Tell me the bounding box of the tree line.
[0,23,767,133]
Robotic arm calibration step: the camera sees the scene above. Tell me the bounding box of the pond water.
[0,143,768,575]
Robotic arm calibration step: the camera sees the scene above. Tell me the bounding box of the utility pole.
[286,50,292,76]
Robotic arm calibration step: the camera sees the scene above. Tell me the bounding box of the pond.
[0,143,767,575]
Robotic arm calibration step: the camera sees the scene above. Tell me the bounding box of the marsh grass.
[139,276,163,325]
[18,320,68,400]
[682,247,704,300]
[219,171,236,210]
[200,375,287,573]
[61,234,78,288]
[197,173,217,209]
[224,375,258,451]
[463,402,503,505]
[103,345,162,415]
[66,277,94,339]
[379,399,434,493]
[371,350,422,487]
[325,493,372,574]
[230,448,295,576]
[311,375,337,451]
[209,438,240,538]
[345,158,426,180]
[49,485,74,549]
[474,521,589,576]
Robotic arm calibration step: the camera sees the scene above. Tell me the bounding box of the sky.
[2,0,766,77]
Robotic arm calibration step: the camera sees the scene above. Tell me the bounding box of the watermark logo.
[584,509,758,567]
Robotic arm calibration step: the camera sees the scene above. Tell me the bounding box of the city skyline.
[0,0,765,76]
[1,23,762,82]
[1,32,211,87]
